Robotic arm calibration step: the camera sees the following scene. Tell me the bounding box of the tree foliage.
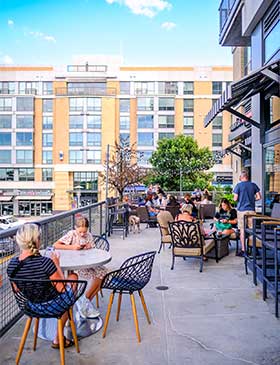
[149,135,215,191]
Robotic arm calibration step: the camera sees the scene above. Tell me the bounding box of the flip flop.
[51,337,74,349]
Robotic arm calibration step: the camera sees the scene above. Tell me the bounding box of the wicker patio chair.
[101,251,156,342]
[157,210,174,253]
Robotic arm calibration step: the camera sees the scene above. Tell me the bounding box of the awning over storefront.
[0,196,13,202]
[204,59,280,128]
[15,195,52,201]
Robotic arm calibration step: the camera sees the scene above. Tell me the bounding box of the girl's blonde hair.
[75,216,89,228]
[16,223,41,256]
[180,203,193,215]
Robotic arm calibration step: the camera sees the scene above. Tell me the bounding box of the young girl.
[214,198,237,236]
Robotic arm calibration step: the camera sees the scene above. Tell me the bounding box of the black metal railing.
[0,200,106,337]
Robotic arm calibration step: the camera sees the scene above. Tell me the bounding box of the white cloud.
[161,21,176,30]
[0,55,14,64]
[8,19,14,27]
[29,31,56,43]
[105,0,172,17]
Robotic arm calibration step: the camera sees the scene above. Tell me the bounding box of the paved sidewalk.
[1,225,280,365]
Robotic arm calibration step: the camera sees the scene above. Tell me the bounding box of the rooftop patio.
[1,224,280,365]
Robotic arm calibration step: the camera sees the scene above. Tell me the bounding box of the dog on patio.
[129,215,141,233]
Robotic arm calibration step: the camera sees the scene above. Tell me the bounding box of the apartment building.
[0,59,232,216]
[205,0,279,214]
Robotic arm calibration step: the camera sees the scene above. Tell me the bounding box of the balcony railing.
[219,0,237,33]
[56,87,116,96]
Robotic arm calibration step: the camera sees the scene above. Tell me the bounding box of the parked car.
[0,235,16,257]
[0,216,24,230]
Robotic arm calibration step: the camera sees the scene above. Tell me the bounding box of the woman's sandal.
[51,337,74,349]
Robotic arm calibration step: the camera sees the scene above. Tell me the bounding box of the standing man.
[233,170,261,256]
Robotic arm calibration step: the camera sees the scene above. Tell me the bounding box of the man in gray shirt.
[233,170,261,256]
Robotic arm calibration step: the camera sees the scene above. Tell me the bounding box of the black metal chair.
[101,251,156,342]
[136,206,157,227]
[9,278,87,365]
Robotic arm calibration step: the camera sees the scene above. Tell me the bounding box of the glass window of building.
[183,99,194,112]
[19,168,34,181]
[16,97,33,112]
[158,115,174,128]
[158,98,174,111]
[269,96,280,125]
[42,133,53,147]
[158,132,174,140]
[43,99,53,113]
[212,82,223,95]
[43,82,53,95]
[68,82,106,95]
[69,132,83,146]
[138,132,154,146]
[213,151,223,164]
[0,168,14,181]
[69,98,84,112]
[0,97,12,111]
[120,99,130,113]
[264,19,280,62]
[138,150,153,164]
[183,116,194,129]
[0,150,11,164]
[69,150,83,164]
[120,82,130,94]
[42,168,53,181]
[212,116,223,130]
[43,116,53,130]
[0,132,11,146]
[74,172,98,190]
[87,98,101,111]
[184,131,194,138]
[19,82,38,94]
[42,150,53,164]
[0,115,12,128]
[120,116,130,130]
[16,115,33,129]
[87,115,101,129]
[87,150,101,164]
[183,82,194,95]
[69,115,83,129]
[0,82,15,94]
[87,132,101,146]
[134,82,155,95]
[265,143,280,213]
[158,82,178,95]
[137,115,154,129]
[212,134,223,147]
[16,150,33,163]
[120,133,130,146]
[137,97,154,111]
[16,132,33,146]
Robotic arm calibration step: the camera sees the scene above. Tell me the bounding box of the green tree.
[149,135,214,191]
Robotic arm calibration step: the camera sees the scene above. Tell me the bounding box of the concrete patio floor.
[1,224,280,365]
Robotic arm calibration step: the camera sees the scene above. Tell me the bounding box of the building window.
[138,151,153,165]
[263,1,280,62]
[42,168,53,181]
[43,82,53,95]
[87,115,101,129]
[137,97,154,111]
[184,131,194,138]
[269,96,280,125]
[158,132,174,140]
[42,133,53,147]
[0,97,12,111]
[212,116,223,129]
[68,82,106,95]
[87,98,101,112]
[213,151,223,164]
[19,168,34,181]
[69,132,83,146]
[120,82,130,94]
[183,99,194,112]
[43,99,53,113]
[120,99,130,113]
[212,134,223,147]
[158,115,174,128]
[69,98,84,112]
[69,150,83,164]
[87,150,101,164]
[0,82,15,94]
[43,116,53,130]
[19,82,38,94]
[16,132,33,146]
[0,132,11,146]
[0,150,11,164]
[120,116,130,130]
[212,82,223,95]
[138,132,154,146]
[69,115,83,129]
[158,82,178,95]
[120,133,130,146]
[87,132,101,146]
[16,97,33,112]
[16,150,33,164]
[158,98,174,111]
[183,116,194,129]
[0,168,14,181]
[42,151,53,164]
[183,82,194,95]
[0,115,12,128]
[265,143,280,213]
[74,172,98,190]
[16,115,33,128]
[134,82,155,95]
[137,115,154,129]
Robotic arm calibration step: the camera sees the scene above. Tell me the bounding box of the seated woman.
[145,195,159,217]
[54,216,107,318]
[182,193,198,217]
[7,223,76,349]
[214,198,237,236]
[176,203,196,222]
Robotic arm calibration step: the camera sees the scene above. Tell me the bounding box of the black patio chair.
[101,251,156,342]
[9,278,87,365]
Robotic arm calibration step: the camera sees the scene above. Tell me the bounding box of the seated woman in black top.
[214,198,237,236]
[7,223,77,349]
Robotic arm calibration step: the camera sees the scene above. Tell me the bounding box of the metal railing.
[0,200,106,337]
[55,87,116,96]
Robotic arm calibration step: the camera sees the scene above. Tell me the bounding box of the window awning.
[0,196,13,202]
[204,59,280,128]
[15,195,52,201]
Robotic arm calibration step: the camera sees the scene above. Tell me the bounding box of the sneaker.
[236,250,245,257]
[76,296,100,319]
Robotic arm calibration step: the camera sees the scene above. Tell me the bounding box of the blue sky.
[0,0,232,66]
